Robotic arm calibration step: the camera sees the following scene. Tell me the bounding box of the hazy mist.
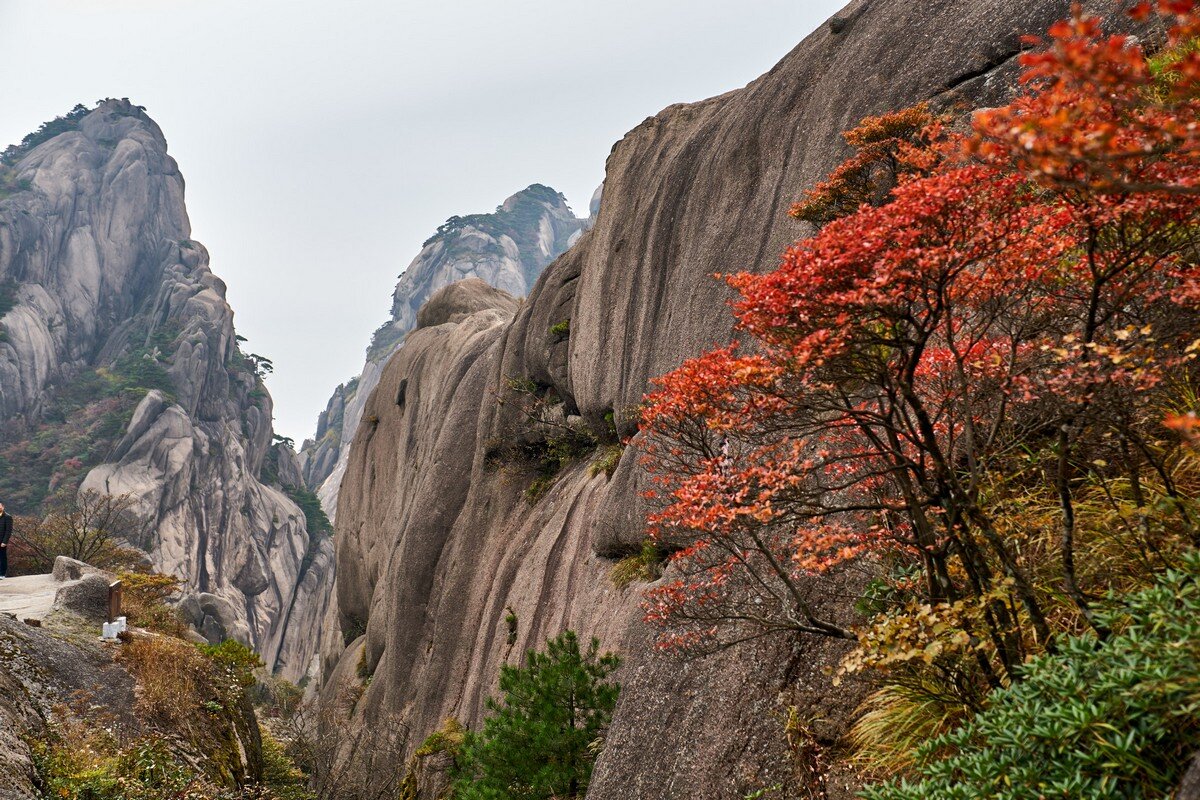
[0,0,845,442]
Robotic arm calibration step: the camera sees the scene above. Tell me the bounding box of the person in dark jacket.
[0,501,11,578]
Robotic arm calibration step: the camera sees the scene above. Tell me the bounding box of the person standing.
[0,502,11,579]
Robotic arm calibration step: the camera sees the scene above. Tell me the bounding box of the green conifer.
[454,631,620,800]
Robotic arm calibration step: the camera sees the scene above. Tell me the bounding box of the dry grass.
[847,682,971,777]
[118,633,210,730]
[118,571,188,636]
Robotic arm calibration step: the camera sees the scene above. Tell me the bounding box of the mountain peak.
[2,98,166,169]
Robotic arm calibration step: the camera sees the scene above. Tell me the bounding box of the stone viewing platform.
[0,557,116,623]
[0,573,63,621]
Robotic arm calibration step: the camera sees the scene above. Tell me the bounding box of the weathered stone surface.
[415,277,518,330]
[1181,751,1200,800]
[320,2,1146,798]
[0,100,331,680]
[51,556,104,582]
[298,185,583,520]
[53,574,112,620]
[0,663,39,800]
[177,591,254,646]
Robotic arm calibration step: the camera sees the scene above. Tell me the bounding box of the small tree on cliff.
[454,631,621,800]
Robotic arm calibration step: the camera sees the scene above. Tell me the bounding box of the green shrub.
[1,103,90,166]
[860,552,1200,800]
[610,540,663,589]
[416,717,466,758]
[453,631,621,800]
[549,319,571,338]
[399,719,467,800]
[259,725,314,800]
[200,639,262,691]
[0,167,33,200]
[0,279,17,316]
[110,347,174,395]
[0,278,17,350]
[284,484,332,537]
[342,614,368,645]
[32,733,210,800]
[589,444,623,479]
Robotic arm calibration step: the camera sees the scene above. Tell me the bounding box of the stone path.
[0,574,62,621]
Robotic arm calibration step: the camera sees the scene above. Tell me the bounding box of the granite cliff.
[0,100,330,681]
[298,184,584,520]
[317,1,1149,798]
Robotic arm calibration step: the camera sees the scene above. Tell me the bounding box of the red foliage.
[639,3,1200,662]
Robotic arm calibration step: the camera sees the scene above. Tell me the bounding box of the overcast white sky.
[0,0,845,443]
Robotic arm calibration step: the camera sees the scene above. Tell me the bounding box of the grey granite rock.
[297,185,584,521]
[1180,752,1200,800]
[53,574,112,620]
[51,556,105,583]
[318,2,1148,798]
[0,100,331,680]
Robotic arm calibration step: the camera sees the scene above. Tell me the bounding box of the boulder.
[51,556,105,582]
[53,575,113,620]
[179,591,254,646]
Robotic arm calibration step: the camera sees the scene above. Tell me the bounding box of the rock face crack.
[941,47,1023,92]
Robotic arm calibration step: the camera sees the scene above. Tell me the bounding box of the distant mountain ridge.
[0,99,329,680]
[298,184,584,517]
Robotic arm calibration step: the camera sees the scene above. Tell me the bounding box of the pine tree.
[454,631,621,800]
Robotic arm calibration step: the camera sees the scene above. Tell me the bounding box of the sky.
[0,0,846,443]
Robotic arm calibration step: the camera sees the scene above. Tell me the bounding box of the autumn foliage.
[639,0,1200,703]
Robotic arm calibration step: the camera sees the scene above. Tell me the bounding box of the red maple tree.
[639,2,1200,683]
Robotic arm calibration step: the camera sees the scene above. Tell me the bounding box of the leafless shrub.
[280,689,409,800]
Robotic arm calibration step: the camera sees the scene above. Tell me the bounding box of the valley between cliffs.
[316,1,1146,798]
[2,2,1177,798]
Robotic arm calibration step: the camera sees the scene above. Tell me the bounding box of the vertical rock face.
[320,1,1140,797]
[298,184,583,518]
[0,100,329,681]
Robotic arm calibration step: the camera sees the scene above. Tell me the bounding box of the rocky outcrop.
[298,184,583,519]
[319,1,1146,798]
[0,603,263,796]
[1181,752,1200,800]
[0,653,40,800]
[0,100,330,680]
[0,612,139,799]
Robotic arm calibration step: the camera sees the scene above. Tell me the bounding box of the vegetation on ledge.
[633,2,1200,795]
[0,323,179,514]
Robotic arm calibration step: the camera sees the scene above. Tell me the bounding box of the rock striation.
[298,184,583,520]
[0,100,330,680]
[318,1,1146,798]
